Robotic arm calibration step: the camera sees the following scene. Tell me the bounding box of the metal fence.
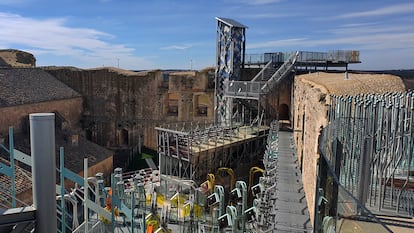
[321,91,414,217]
[245,50,360,65]
[314,151,392,233]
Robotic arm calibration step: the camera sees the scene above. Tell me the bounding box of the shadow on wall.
[279,104,289,120]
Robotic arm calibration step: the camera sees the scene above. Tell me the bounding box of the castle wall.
[0,97,83,134]
[293,77,329,222]
[44,68,215,151]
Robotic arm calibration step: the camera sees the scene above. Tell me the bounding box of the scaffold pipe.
[30,113,57,232]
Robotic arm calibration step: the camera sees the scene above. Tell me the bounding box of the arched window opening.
[119,129,129,146]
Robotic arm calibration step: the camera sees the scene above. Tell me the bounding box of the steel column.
[30,113,57,232]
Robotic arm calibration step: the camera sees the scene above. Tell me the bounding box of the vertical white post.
[30,113,57,232]
[84,158,89,233]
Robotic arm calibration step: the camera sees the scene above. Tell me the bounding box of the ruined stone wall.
[0,49,36,68]
[293,77,329,223]
[44,67,215,151]
[166,71,215,122]
[43,68,163,149]
[0,97,83,134]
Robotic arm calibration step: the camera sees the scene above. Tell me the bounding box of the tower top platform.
[215,17,248,28]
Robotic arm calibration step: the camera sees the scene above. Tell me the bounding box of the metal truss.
[215,17,246,126]
[156,122,267,183]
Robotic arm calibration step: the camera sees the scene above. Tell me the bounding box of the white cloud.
[0,12,154,69]
[305,33,414,50]
[338,3,414,18]
[331,23,413,36]
[279,33,413,51]
[322,22,414,50]
[248,18,414,52]
[247,32,414,69]
[353,48,414,70]
[160,44,192,50]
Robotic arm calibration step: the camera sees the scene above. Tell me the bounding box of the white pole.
[30,113,57,232]
[84,158,89,233]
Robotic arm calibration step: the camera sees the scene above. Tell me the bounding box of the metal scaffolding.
[0,125,150,233]
[322,91,414,217]
[156,122,268,183]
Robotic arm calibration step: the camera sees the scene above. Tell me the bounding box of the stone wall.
[0,49,36,68]
[293,77,329,222]
[77,156,113,184]
[44,67,215,151]
[0,97,83,134]
[166,70,215,122]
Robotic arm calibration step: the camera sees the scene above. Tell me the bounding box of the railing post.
[84,158,89,233]
[30,113,57,232]
[9,127,16,208]
[60,147,66,233]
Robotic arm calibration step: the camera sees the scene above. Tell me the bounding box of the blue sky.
[0,0,413,70]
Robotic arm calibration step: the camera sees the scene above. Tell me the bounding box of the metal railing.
[251,61,273,82]
[261,51,298,93]
[224,80,265,99]
[72,219,107,233]
[245,50,360,65]
[0,127,16,208]
[315,152,392,233]
[1,126,151,233]
[0,128,36,231]
[245,54,265,65]
[225,52,299,99]
[321,91,414,217]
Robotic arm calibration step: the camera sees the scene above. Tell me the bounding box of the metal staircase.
[250,61,279,82]
[224,51,299,99]
[260,51,299,94]
[223,52,299,126]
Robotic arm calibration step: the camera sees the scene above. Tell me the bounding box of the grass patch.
[141,153,153,159]
[126,147,158,172]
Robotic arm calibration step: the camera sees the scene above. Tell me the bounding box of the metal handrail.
[261,51,299,93]
[251,60,272,82]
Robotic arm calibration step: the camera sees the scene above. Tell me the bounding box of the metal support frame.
[1,124,153,233]
[323,91,414,217]
[0,127,17,208]
[156,123,267,184]
[215,17,246,126]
